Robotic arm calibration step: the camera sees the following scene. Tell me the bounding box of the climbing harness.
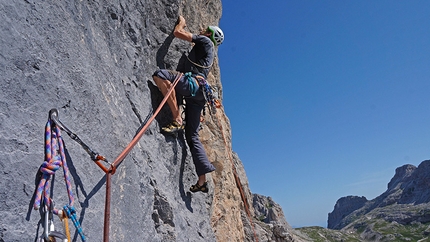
[183,72,220,115]
[33,115,86,241]
[197,76,220,115]
[47,73,183,242]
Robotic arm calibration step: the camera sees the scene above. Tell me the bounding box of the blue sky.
[218,1,430,227]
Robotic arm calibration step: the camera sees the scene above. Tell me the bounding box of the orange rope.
[51,73,185,242]
[61,212,71,242]
[110,73,183,170]
[102,73,183,242]
[215,111,259,242]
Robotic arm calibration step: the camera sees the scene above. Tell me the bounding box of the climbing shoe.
[190,182,209,193]
[161,121,184,134]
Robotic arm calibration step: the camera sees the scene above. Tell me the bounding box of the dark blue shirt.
[185,35,214,78]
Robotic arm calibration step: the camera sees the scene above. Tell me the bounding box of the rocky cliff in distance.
[0,0,298,241]
[327,196,368,229]
[327,160,430,241]
[252,194,302,241]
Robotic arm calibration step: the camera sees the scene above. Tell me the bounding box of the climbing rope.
[186,34,215,69]
[48,73,184,242]
[214,110,259,242]
[110,73,184,168]
[34,119,74,211]
[186,54,213,69]
[60,211,71,242]
[33,116,86,241]
[64,205,86,241]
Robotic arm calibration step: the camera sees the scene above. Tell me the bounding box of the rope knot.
[40,158,62,175]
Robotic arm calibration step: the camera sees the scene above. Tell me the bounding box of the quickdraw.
[44,73,184,242]
[193,74,221,115]
[49,109,114,174]
[33,115,86,241]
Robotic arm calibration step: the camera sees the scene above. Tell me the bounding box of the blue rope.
[64,205,86,241]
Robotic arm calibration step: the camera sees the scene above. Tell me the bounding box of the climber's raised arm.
[173,15,192,42]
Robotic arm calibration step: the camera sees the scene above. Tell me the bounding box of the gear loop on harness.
[184,73,221,115]
[199,78,219,115]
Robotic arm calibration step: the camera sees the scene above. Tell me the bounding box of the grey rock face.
[252,194,296,242]
[384,161,430,205]
[387,164,416,191]
[0,0,219,241]
[1,0,297,241]
[327,196,368,229]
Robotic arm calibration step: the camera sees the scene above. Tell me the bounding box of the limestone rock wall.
[0,0,296,241]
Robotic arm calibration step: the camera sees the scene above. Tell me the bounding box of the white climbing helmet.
[207,26,224,46]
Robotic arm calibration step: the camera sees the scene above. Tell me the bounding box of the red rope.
[50,73,185,242]
[110,73,183,170]
[102,73,183,242]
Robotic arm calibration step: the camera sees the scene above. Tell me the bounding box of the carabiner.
[39,205,50,241]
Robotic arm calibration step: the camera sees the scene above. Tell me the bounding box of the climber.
[152,15,224,193]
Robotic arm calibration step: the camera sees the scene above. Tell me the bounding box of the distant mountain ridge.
[326,160,430,240]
